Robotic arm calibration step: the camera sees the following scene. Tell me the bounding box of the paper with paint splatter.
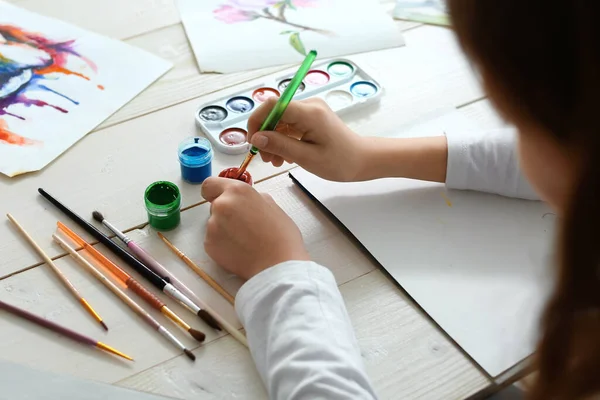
[393,0,450,26]
[177,0,405,73]
[0,2,172,177]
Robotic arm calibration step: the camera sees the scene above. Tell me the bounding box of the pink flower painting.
[213,5,258,23]
[213,0,333,56]
[289,0,319,7]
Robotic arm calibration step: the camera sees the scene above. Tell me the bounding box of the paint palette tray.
[195,59,383,155]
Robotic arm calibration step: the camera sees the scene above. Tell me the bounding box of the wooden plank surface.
[0,173,492,398]
[8,0,180,39]
[0,173,375,382]
[0,0,506,397]
[118,270,490,400]
[99,25,293,131]
[0,25,483,278]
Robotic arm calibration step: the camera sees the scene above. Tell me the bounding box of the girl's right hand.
[247,97,365,182]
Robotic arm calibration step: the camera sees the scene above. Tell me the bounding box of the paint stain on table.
[441,192,452,207]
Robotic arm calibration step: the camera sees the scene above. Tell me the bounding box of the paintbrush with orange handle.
[92,211,248,347]
[53,234,197,361]
[56,222,206,343]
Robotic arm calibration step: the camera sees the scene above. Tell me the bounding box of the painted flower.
[212,0,333,56]
[213,5,259,23]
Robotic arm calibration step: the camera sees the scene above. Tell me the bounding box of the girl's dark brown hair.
[447,1,600,399]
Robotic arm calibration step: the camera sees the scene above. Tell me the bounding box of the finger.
[247,97,278,136]
[201,177,240,202]
[272,156,284,167]
[275,122,304,141]
[250,130,311,164]
[260,151,274,163]
[247,98,317,136]
[271,156,284,166]
[257,122,301,164]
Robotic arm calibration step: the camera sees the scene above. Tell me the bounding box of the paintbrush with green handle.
[234,50,318,179]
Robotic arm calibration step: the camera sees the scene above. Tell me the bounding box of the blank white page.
[0,360,173,400]
[289,112,555,377]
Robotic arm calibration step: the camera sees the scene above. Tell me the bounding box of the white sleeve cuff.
[444,126,539,200]
[235,260,336,324]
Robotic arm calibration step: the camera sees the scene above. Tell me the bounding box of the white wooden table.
[0,1,513,398]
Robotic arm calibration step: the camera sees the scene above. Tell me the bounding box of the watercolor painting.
[393,0,450,26]
[0,2,171,177]
[213,0,335,56]
[177,0,405,73]
[0,25,104,147]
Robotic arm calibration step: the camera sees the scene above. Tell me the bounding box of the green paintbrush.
[235,50,317,179]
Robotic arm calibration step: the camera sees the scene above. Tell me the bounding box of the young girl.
[200,1,600,399]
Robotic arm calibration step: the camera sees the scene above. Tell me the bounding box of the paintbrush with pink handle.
[92,211,248,348]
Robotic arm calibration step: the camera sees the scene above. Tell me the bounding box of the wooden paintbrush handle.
[182,256,235,305]
[0,300,95,346]
[127,278,165,310]
[7,214,81,298]
[156,233,235,305]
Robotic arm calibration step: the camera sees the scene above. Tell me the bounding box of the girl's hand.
[201,177,310,280]
[247,98,365,182]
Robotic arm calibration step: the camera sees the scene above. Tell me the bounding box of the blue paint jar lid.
[178,137,213,168]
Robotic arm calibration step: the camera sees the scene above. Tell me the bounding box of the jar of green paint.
[144,181,181,231]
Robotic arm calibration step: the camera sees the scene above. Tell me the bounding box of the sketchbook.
[289,110,554,377]
[0,360,173,400]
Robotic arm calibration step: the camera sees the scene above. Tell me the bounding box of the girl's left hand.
[201,177,310,280]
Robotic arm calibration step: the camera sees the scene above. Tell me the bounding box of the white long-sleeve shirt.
[235,127,538,400]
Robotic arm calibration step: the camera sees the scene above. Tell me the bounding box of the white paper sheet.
[0,2,172,177]
[393,0,450,26]
[0,360,173,400]
[289,111,554,377]
[177,0,405,73]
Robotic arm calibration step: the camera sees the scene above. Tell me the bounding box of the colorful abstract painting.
[177,0,405,73]
[0,2,171,177]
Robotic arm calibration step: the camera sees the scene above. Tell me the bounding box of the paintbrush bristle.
[100,321,109,331]
[197,309,222,331]
[189,328,206,342]
[92,211,104,223]
[184,349,196,361]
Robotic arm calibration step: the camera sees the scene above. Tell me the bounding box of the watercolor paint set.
[195,59,384,155]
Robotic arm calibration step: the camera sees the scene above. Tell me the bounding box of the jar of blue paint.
[178,137,213,184]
